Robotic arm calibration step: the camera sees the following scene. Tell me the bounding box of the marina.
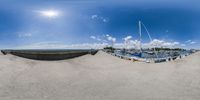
[103,21,197,63]
[107,48,196,63]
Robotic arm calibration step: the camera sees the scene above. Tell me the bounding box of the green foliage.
[104,46,115,50]
[103,46,115,53]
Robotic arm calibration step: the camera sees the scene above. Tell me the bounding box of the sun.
[38,10,59,18]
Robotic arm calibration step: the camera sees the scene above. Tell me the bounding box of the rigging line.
[141,22,153,42]
[141,21,159,59]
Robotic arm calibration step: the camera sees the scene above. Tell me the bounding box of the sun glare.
[39,10,59,18]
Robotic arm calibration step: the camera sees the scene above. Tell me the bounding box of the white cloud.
[149,39,179,47]
[114,43,125,48]
[185,40,197,44]
[107,36,116,42]
[190,41,196,44]
[90,35,103,42]
[112,38,116,42]
[113,40,141,49]
[90,36,96,39]
[64,43,108,49]
[123,36,135,49]
[91,14,108,23]
[18,33,32,38]
[130,40,141,49]
[90,34,116,46]
[123,36,132,41]
[185,40,192,43]
[105,34,116,43]
[96,38,102,41]
[89,34,184,49]
[181,44,186,46]
[17,41,109,49]
[173,42,180,45]
[103,19,107,22]
[91,15,98,19]
[17,38,185,50]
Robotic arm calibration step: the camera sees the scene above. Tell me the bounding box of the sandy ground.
[0,51,200,100]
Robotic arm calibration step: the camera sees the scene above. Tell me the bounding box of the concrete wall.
[1,50,98,60]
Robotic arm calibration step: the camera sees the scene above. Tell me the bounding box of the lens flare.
[39,10,59,18]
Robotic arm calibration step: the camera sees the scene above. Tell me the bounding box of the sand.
[0,51,200,100]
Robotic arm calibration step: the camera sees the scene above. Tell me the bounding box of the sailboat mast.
[139,21,142,51]
[139,21,142,42]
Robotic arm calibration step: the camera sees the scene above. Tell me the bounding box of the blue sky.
[0,0,200,49]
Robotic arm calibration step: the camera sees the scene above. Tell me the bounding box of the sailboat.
[128,21,168,63]
[114,21,171,63]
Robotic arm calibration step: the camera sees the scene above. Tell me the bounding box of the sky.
[0,0,200,49]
